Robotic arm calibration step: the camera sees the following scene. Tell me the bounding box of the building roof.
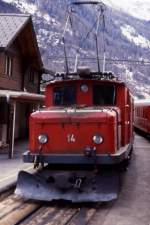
[0,13,30,48]
[0,90,44,102]
[0,13,43,70]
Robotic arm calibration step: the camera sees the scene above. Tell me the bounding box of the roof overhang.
[0,90,44,102]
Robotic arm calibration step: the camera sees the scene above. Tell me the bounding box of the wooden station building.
[0,14,45,158]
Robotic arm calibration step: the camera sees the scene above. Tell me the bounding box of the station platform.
[0,140,34,193]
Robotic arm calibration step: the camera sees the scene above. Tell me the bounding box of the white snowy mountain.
[103,0,150,21]
[2,0,150,21]
[0,0,150,97]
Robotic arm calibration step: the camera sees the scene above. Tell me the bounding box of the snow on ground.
[2,0,37,14]
[103,0,150,21]
[15,1,37,14]
[121,24,150,48]
[1,0,13,3]
[3,0,150,21]
[115,63,150,97]
[43,13,50,22]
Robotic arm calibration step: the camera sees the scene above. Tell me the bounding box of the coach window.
[93,85,116,105]
[53,86,76,106]
[143,107,146,118]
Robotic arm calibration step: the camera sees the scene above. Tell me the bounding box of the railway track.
[0,135,150,225]
[0,190,40,225]
[0,189,114,225]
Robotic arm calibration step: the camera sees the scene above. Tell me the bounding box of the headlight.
[93,134,103,144]
[38,134,48,144]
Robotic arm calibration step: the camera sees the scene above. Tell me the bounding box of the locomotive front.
[16,73,134,202]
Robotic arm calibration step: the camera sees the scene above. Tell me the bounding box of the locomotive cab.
[23,75,133,166]
[16,72,134,202]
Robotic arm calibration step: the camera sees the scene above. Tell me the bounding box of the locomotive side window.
[93,85,116,105]
[53,86,76,106]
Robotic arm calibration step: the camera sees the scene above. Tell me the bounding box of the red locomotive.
[28,72,134,163]
[16,1,134,202]
[16,70,134,202]
[134,99,150,134]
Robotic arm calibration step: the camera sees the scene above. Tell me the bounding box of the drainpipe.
[38,72,42,94]
[9,101,16,159]
[6,94,11,158]
[21,70,25,91]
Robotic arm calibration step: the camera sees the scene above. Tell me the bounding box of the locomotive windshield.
[53,84,115,106]
[93,85,116,106]
[54,86,76,106]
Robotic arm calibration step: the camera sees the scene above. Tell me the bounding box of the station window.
[93,85,116,105]
[29,69,35,84]
[53,86,76,106]
[5,55,12,76]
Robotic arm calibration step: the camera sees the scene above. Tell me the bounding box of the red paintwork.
[45,80,123,107]
[134,100,150,134]
[29,79,134,160]
[30,108,117,154]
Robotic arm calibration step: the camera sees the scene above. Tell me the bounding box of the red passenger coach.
[134,99,150,134]
[16,71,134,202]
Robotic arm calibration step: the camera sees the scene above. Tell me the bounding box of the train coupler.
[84,146,96,157]
[74,177,82,189]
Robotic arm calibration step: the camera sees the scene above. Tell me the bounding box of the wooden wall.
[24,67,40,93]
[0,41,40,93]
[0,42,22,91]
